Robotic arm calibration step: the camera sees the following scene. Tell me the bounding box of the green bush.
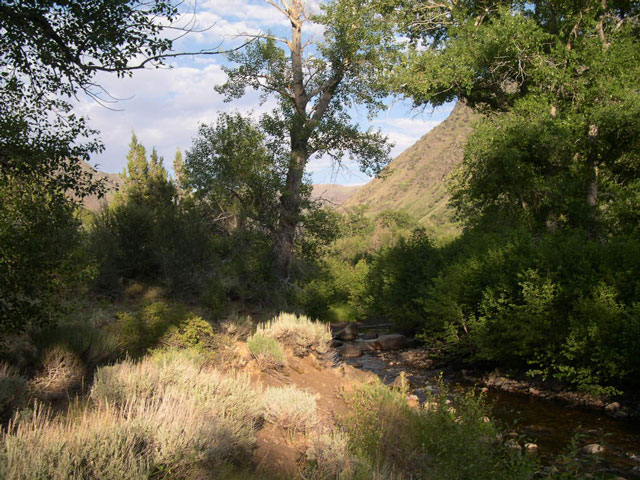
[247,333,284,369]
[343,380,537,479]
[113,301,187,356]
[0,363,27,422]
[366,226,640,393]
[0,174,89,333]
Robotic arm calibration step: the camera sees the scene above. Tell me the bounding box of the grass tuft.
[255,312,331,356]
[247,333,285,369]
[262,385,318,433]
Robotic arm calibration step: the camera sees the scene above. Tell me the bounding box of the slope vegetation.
[343,102,478,237]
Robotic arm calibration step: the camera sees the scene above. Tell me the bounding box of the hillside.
[79,162,122,212]
[311,184,361,206]
[343,102,478,237]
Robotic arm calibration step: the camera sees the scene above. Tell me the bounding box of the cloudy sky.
[75,0,454,186]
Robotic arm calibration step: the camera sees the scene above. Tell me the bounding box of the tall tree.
[383,0,640,232]
[215,0,397,278]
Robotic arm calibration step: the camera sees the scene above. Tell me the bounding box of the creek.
[344,345,640,478]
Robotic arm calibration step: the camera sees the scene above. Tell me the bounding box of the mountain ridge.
[343,102,477,237]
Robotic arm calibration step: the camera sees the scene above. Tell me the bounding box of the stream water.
[344,346,640,478]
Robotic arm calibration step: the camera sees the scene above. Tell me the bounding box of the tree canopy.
[382,0,640,233]
[215,0,398,277]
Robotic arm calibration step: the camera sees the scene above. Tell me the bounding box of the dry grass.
[91,349,261,425]
[262,385,318,433]
[1,392,249,480]
[29,346,85,401]
[0,348,263,479]
[305,430,355,479]
[256,312,331,356]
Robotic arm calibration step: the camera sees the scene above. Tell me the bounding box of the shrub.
[31,317,120,369]
[305,430,355,479]
[256,312,331,356]
[113,301,186,356]
[262,385,318,433]
[91,349,262,427]
[29,346,85,401]
[1,391,255,480]
[343,380,537,479]
[0,363,27,422]
[247,333,284,369]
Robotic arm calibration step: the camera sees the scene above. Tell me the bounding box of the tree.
[382,0,640,233]
[215,0,398,278]
[185,113,283,234]
[0,1,231,330]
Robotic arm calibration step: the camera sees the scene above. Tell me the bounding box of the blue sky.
[75,0,454,186]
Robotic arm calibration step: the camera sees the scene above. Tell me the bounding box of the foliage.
[247,333,285,369]
[0,1,188,333]
[343,380,537,479]
[295,209,421,323]
[384,0,640,234]
[0,175,90,332]
[255,312,331,356]
[216,0,396,276]
[91,133,214,294]
[113,301,187,356]
[0,363,27,423]
[365,227,640,393]
[1,0,180,176]
[185,112,283,233]
[262,385,318,433]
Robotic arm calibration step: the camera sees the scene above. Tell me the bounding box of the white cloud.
[72,2,455,185]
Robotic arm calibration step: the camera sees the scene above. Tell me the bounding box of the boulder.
[605,401,621,413]
[374,334,408,350]
[330,339,344,348]
[334,324,358,342]
[339,343,362,358]
[582,444,605,455]
[356,339,378,351]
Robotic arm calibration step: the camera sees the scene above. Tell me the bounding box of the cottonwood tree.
[215,0,398,278]
[382,0,640,233]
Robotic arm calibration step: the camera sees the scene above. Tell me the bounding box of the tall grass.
[1,349,262,479]
[343,380,538,479]
[256,312,331,356]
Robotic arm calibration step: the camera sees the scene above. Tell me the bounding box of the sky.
[75,0,454,186]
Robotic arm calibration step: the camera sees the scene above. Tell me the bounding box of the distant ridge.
[79,162,122,212]
[311,184,361,206]
[343,102,477,237]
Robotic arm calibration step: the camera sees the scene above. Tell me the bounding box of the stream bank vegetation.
[1,0,639,477]
[1,302,589,479]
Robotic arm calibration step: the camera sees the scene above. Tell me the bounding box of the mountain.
[342,102,477,237]
[311,184,362,206]
[79,162,123,212]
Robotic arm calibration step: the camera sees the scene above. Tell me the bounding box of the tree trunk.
[275,132,308,279]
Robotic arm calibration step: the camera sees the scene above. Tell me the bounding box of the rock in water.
[340,343,362,358]
[375,334,408,350]
[582,444,605,455]
[335,324,358,341]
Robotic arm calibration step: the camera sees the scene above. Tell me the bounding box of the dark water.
[345,348,640,478]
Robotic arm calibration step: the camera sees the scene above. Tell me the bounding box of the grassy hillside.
[311,184,362,206]
[343,102,478,238]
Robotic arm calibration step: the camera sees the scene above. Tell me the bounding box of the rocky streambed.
[331,322,640,479]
